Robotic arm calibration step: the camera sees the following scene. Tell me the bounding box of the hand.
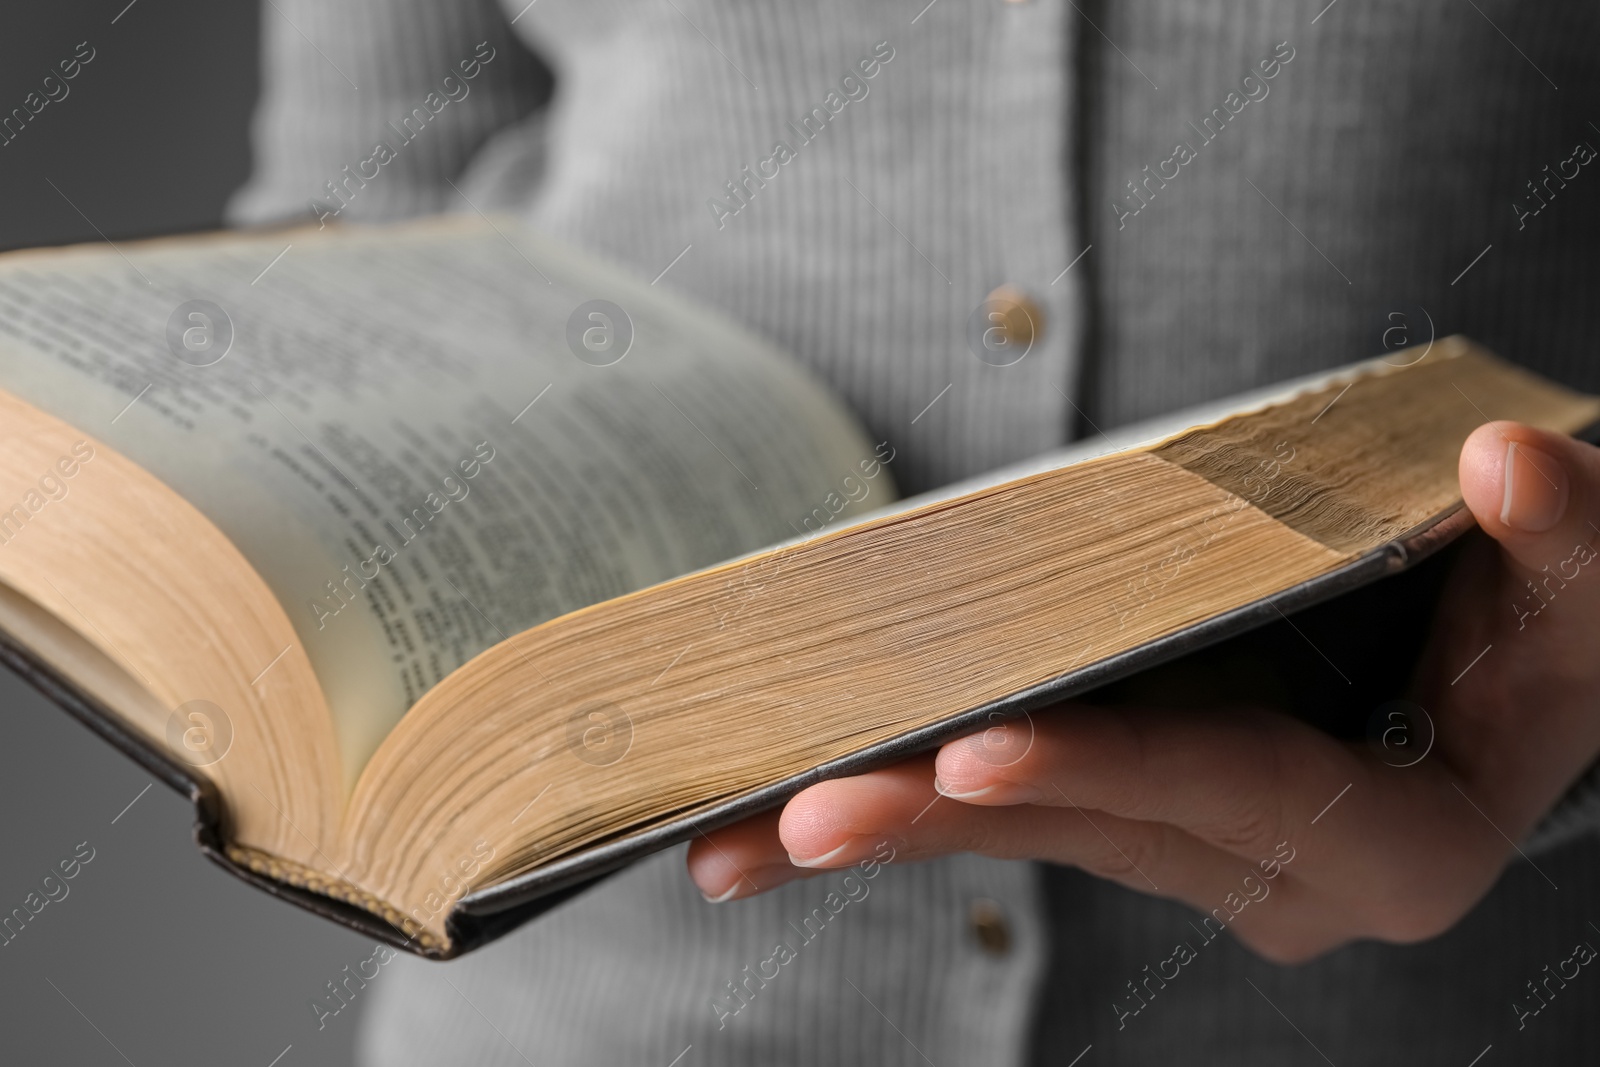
[687,420,1600,963]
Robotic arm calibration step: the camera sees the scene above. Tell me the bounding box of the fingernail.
[1500,441,1568,532]
[701,882,743,904]
[787,836,898,869]
[934,778,1043,804]
[701,863,802,903]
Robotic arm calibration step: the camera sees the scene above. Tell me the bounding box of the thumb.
[1459,420,1600,576]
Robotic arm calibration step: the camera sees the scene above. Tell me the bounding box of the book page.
[0,220,890,787]
[732,357,1379,568]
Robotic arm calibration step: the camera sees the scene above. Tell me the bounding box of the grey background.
[1,3,368,1064]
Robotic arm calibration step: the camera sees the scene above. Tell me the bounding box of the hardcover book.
[0,219,1593,957]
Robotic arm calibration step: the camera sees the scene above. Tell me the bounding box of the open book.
[0,219,1594,958]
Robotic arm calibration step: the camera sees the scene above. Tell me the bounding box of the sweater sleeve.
[227,0,549,227]
[1525,760,1600,853]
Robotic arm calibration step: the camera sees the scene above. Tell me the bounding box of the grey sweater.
[231,1,1600,1062]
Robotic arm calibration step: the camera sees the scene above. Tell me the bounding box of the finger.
[1448,420,1600,811]
[1460,420,1600,593]
[777,755,931,866]
[930,705,1362,862]
[778,752,1301,918]
[687,808,819,902]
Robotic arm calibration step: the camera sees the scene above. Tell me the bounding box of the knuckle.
[1231,891,1346,964]
[1204,800,1284,858]
[1244,929,1342,966]
[1197,719,1290,853]
[1344,848,1454,943]
[1079,822,1166,884]
[1342,855,1476,945]
[1362,888,1460,944]
[952,813,1009,860]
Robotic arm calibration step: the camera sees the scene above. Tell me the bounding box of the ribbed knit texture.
[228,1,1600,1063]
[1076,0,1600,422]
[231,0,1080,496]
[360,848,1045,1067]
